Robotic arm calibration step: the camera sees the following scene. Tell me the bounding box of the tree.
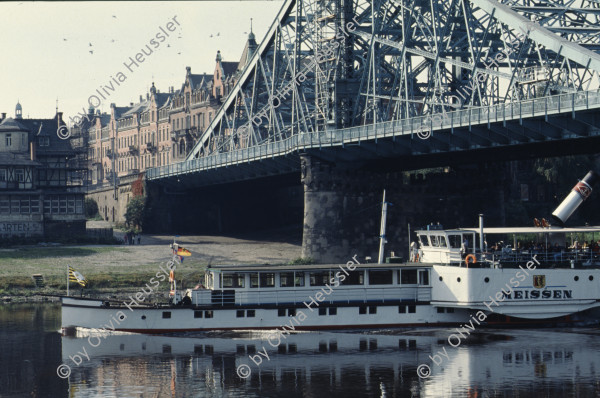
[84,198,99,219]
[125,196,146,230]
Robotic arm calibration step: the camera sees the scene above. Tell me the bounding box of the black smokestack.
[552,170,598,225]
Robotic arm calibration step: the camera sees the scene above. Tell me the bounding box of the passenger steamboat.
[61,171,600,334]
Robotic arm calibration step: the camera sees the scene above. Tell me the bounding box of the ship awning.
[433,226,600,234]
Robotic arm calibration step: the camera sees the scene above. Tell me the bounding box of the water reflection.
[61,328,600,397]
[2,303,600,397]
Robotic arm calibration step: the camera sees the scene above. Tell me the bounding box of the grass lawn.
[0,246,207,296]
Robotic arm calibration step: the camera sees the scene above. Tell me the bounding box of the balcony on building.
[146,142,157,153]
[170,129,189,141]
[128,145,138,155]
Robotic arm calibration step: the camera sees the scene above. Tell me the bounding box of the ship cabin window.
[400,305,416,313]
[205,311,213,318]
[250,273,259,288]
[342,270,364,285]
[437,236,447,247]
[369,270,393,285]
[429,235,447,248]
[247,310,255,317]
[205,273,214,289]
[162,311,171,319]
[418,234,429,246]
[400,269,418,284]
[237,310,245,318]
[430,235,438,246]
[418,270,430,285]
[222,273,245,288]
[447,234,462,249]
[260,273,275,288]
[280,272,305,287]
[278,308,286,317]
[329,307,337,315]
[310,271,330,286]
[194,310,203,318]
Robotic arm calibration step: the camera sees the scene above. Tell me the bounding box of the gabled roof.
[221,61,239,77]
[0,152,41,167]
[113,106,132,119]
[18,115,74,154]
[121,101,150,117]
[155,92,172,108]
[0,117,29,132]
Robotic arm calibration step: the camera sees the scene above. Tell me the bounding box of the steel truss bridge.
[147,0,600,187]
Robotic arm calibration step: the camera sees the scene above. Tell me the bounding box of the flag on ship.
[177,247,192,257]
[68,266,88,287]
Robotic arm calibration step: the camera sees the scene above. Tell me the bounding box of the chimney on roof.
[130,102,134,106]
[57,112,63,122]
[139,95,143,103]
[1,113,5,119]
[30,141,36,161]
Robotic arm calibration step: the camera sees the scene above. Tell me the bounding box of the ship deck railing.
[458,249,600,268]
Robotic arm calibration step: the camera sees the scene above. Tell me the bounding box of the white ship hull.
[61,296,470,333]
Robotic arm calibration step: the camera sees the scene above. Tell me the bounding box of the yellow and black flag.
[68,266,88,287]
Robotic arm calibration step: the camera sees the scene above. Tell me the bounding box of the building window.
[39,137,50,147]
[0,169,6,182]
[0,197,9,213]
[5,134,11,147]
[14,169,24,182]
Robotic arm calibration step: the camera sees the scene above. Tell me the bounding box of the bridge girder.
[179,0,600,167]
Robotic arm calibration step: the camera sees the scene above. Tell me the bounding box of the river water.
[1,303,600,397]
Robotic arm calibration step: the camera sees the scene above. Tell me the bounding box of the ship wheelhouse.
[416,224,600,269]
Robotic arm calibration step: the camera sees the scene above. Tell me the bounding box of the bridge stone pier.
[300,154,508,263]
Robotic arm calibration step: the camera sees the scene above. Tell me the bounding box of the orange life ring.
[465,254,477,267]
[169,270,174,282]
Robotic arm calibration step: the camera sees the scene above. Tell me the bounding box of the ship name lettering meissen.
[503,290,573,299]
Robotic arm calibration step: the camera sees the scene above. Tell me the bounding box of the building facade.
[0,104,86,239]
[81,42,256,223]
